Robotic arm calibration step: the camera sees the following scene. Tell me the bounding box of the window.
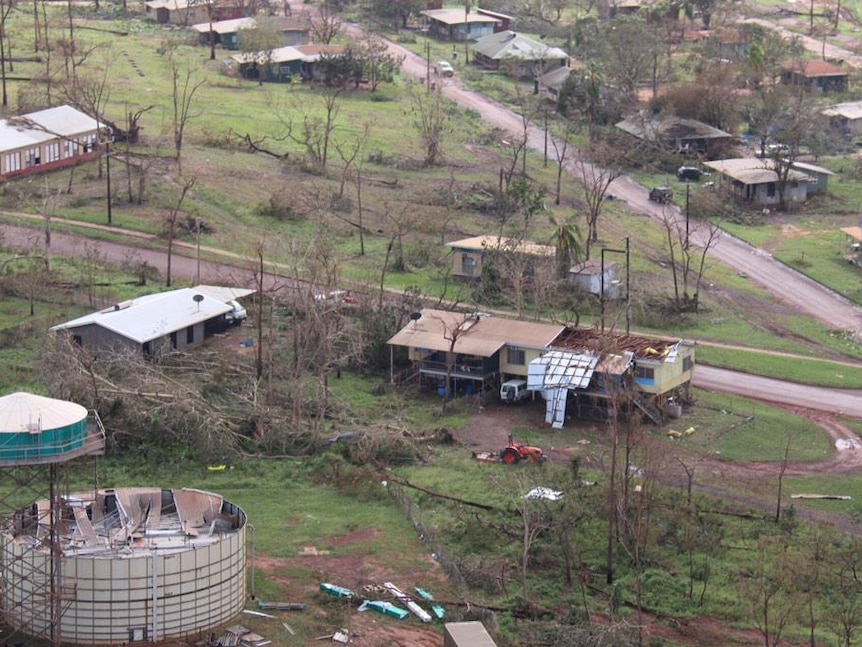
[64,139,78,158]
[634,365,654,380]
[461,254,476,276]
[3,152,21,174]
[25,148,40,167]
[507,347,525,365]
[170,331,177,349]
[683,355,693,372]
[45,142,60,163]
[186,326,194,344]
[767,182,776,198]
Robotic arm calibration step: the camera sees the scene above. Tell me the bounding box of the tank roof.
[7,487,245,558]
[0,392,88,433]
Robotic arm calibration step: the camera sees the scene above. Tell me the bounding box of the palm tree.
[549,214,582,281]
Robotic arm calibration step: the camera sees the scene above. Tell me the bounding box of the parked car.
[225,299,247,325]
[649,187,673,204]
[437,61,454,77]
[677,166,702,182]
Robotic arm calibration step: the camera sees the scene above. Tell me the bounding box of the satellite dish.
[193,294,204,303]
[410,312,422,321]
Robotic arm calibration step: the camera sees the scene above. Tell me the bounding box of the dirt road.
[383,37,862,337]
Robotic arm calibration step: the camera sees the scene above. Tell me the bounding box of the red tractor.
[499,441,546,465]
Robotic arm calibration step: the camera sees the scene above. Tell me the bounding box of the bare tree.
[308,1,342,44]
[334,123,371,255]
[433,312,478,412]
[576,141,624,259]
[170,58,205,174]
[409,86,447,166]
[0,0,14,107]
[276,88,341,170]
[659,208,721,312]
[164,177,196,287]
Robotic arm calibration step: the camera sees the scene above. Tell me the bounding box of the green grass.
[670,389,834,462]
[697,343,862,387]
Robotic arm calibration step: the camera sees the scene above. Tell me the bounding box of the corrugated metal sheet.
[51,287,239,343]
[388,309,563,357]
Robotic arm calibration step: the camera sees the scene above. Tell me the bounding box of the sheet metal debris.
[432,604,445,619]
[320,583,355,598]
[358,600,409,619]
[383,582,432,623]
[524,487,564,501]
[258,601,307,611]
[791,493,852,500]
[414,587,434,601]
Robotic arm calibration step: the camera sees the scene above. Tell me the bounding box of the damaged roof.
[550,327,681,362]
[9,487,245,558]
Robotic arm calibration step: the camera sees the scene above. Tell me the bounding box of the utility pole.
[543,109,548,168]
[685,183,690,250]
[425,40,431,93]
[105,140,112,225]
[600,237,631,335]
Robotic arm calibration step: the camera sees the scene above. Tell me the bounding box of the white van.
[500,379,530,404]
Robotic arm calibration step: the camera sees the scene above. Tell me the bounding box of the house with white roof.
[0,106,109,182]
[50,285,254,357]
[471,31,568,79]
[822,100,862,139]
[420,8,506,42]
[190,16,310,50]
[704,158,834,205]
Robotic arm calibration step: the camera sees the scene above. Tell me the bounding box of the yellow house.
[388,309,695,426]
[387,309,563,394]
[445,235,555,279]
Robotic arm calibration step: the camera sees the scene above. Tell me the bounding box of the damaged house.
[388,309,695,427]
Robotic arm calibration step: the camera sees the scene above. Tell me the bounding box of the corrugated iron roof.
[420,8,500,24]
[472,31,568,62]
[528,350,599,390]
[50,286,253,344]
[387,309,564,357]
[0,105,102,154]
[550,327,680,361]
[446,235,555,257]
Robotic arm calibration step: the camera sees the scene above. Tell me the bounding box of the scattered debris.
[282,622,295,636]
[524,487,564,501]
[258,601,307,611]
[667,427,696,438]
[576,439,591,445]
[836,438,862,450]
[383,582,432,622]
[358,599,409,620]
[414,587,434,601]
[432,604,445,619]
[332,629,350,643]
[320,583,355,598]
[791,494,852,500]
[216,626,272,647]
[242,610,275,619]
[208,465,227,471]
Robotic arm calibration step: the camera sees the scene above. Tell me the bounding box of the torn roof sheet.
[9,487,242,558]
[529,350,599,390]
[550,327,680,362]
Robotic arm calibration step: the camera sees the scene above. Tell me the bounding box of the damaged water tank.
[1,487,247,645]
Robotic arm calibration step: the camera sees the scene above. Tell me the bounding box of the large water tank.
[0,391,91,462]
[1,487,247,644]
